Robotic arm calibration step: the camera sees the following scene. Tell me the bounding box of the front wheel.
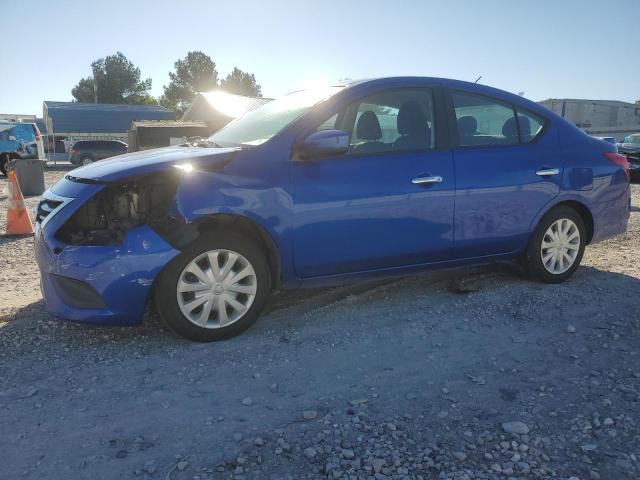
[154,232,271,341]
[522,206,586,283]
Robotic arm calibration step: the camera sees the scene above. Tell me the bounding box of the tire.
[0,154,9,175]
[154,231,271,341]
[80,155,94,165]
[521,206,586,283]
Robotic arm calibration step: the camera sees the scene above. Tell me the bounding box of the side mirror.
[298,129,350,160]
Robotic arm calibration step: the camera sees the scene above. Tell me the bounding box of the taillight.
[604,152,630,180]
[69,147,75,154]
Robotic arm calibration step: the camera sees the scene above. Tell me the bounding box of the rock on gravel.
[502,421,531,435]
[303,410,318,419]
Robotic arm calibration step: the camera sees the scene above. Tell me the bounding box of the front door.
[291,87,455,278]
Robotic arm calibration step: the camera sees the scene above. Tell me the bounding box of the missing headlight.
[56,173,182,246]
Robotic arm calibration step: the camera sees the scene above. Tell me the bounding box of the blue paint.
[0,122,39,158]
[34,77,631,326]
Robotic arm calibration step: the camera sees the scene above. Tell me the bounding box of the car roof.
[341,76,550,117]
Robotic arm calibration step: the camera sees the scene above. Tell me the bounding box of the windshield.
[626,135,640,144]
[209,86,343,146]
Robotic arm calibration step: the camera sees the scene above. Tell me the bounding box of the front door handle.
[536,168,560,177]
[412,176,443,185]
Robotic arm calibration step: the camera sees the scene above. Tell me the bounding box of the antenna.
[474,75,482,84]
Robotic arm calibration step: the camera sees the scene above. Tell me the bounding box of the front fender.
[173,169,298,287]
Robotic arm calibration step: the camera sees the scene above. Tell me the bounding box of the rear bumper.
[34,183,180,326]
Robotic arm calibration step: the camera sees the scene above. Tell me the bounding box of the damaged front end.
[55,172,198,249]
[34,146,243,326]
[34,172,196,325]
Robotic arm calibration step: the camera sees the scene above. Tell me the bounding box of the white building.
[0,113,36,122]
[538,99,640,138]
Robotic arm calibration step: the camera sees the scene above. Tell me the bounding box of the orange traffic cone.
[4,169,34,236]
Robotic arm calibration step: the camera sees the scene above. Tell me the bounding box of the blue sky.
[2,0,639,115]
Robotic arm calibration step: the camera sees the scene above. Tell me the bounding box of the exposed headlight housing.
[55,172,181,246]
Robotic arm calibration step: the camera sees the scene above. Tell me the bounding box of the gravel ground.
[0,169,639,480]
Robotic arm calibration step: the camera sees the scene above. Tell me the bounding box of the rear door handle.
[536,168,560,177]
[412,176,443,185]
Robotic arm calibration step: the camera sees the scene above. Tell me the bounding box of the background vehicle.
[68,140,128,165]
[34,77,631,342]
[0,121,44,175]
[617,133,640,181]
[594,136,617,145]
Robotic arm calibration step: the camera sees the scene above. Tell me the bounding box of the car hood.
[67,146,240,182]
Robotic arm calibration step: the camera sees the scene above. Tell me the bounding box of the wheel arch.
[192,214,283,290]
[537,199,595,245]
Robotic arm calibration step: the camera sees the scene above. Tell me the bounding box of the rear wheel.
[154,232,271,341]
[80,155,94,165]
[522,206,586,283]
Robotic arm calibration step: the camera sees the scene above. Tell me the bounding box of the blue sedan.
[34,77,631,341]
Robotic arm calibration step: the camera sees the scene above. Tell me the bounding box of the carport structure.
[42,101,176,158]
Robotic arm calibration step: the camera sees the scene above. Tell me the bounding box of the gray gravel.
[1,170,639,479]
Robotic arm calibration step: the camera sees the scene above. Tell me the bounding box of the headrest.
[356,111,382,140]
[502,116,518,139]
[397,101,427,135]
[457,116,477,137]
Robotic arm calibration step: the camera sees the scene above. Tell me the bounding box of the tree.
[71,78,95,104]
[71,52,152,104]
[219,67,262,97]
[162,51,219,114]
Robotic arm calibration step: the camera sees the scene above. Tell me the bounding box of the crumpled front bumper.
[34,178,180,326]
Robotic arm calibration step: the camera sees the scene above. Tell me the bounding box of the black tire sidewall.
[154,231,271,341]
[0,155,8,175]
[524,206,586,283]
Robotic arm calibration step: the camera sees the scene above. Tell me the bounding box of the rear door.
[448,90,561,258]
[291,86,455,278]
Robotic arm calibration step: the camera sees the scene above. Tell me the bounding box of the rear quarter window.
[514,108,545,143]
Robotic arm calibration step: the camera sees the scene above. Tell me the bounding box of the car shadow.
[1,263,638,349]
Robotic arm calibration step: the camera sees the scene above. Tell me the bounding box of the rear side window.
[452,92,545,147]
[452,92,518,146]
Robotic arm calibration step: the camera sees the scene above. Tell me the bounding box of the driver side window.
[316,88,436,155]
